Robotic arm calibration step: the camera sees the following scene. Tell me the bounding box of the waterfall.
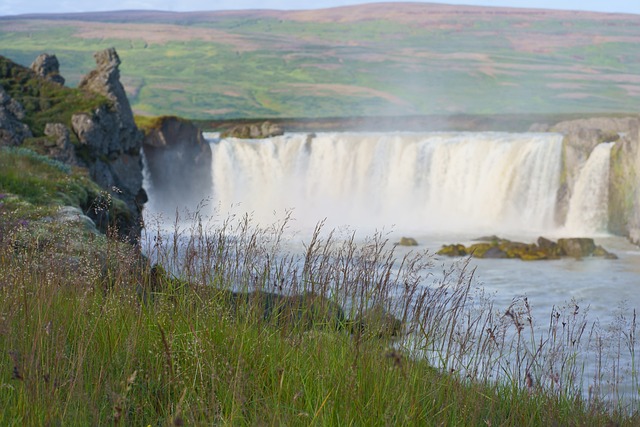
[564,142,614,235]
[207,132,565,234]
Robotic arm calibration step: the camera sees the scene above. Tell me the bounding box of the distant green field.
[1,4,639,119]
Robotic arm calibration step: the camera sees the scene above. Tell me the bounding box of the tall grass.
[0,207,638,425]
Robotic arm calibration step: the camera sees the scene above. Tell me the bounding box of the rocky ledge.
[438,236,618,261]
[140,115,212,214]
[220,120,284,139]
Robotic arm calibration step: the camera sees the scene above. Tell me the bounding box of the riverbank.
[1,212,637,425]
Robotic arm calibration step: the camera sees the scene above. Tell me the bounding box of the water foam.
[208,132,566,235]
[564,142,614,236]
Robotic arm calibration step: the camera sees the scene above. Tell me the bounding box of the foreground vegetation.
[1,210,639,424]
[0,224,637,425]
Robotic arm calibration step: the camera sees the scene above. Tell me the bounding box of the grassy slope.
[1,4,639,119]
[0,212,635,426]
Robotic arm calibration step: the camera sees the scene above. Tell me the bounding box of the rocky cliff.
[0,86,32,146]
[73,48,147,241]
[141,116,212,216]
[609,121,640,245]
[541,117,640,245]
[0,49,146,243]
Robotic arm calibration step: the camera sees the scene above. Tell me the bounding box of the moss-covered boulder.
[437,244,467,257]
[438,236,615,261]
[467,242,494,258]
[593,245,619,259]
[397,236,418,246]
[557,238,596,258]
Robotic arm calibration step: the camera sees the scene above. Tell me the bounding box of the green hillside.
[1,3,639,119]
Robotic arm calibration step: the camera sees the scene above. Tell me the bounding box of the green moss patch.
[0,55,108,140]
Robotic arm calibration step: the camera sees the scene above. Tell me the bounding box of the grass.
[1,202,638,425]
[0,55,108,139]
[1,8,640,119]
[0,146,132,240]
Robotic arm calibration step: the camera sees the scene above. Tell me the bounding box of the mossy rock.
[557,238,596,258]
[593,245,619,259]
[467,242,495,258]
[397,236,418,246]
[437,244,467,257]
[519,251,551,261]
[438,236,615,261]
[481,245,509,259]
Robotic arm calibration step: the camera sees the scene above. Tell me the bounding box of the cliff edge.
[140,116,212,216]
[0,48,146,243]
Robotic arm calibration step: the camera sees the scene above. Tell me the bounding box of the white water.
[564,142,615,235]
[209,132,564,235]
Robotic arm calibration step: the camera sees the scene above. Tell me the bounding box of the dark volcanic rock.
[0,87,32,146]
[30,53,65,86]
[142,116,212,214]
[79,48,136,131]
[482,246,508,259]
[537,236,561,257]
[73,48,145,242]
[546,116,640,245]
[43,123,77,165]
[557,237,596,258]
[221,121,284,139]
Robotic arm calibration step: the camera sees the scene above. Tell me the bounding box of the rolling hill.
[1,2,639,119]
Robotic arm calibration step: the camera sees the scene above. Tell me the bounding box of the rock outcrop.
[43,123,77,165]
[396,237,418,246]
[30,53,65,86]
[546,117,635,225]
[438,236,617,261]
[0,87,32,146]
[540,116,640,245]
[142,116,212,215]
[72,48,146,242]
[221,121,284,139]
[609,120,640,245]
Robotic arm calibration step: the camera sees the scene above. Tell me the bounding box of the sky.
[1,0,639,17]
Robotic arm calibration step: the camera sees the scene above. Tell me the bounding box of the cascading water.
[208,132,565,235]
[564,142,614,236]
